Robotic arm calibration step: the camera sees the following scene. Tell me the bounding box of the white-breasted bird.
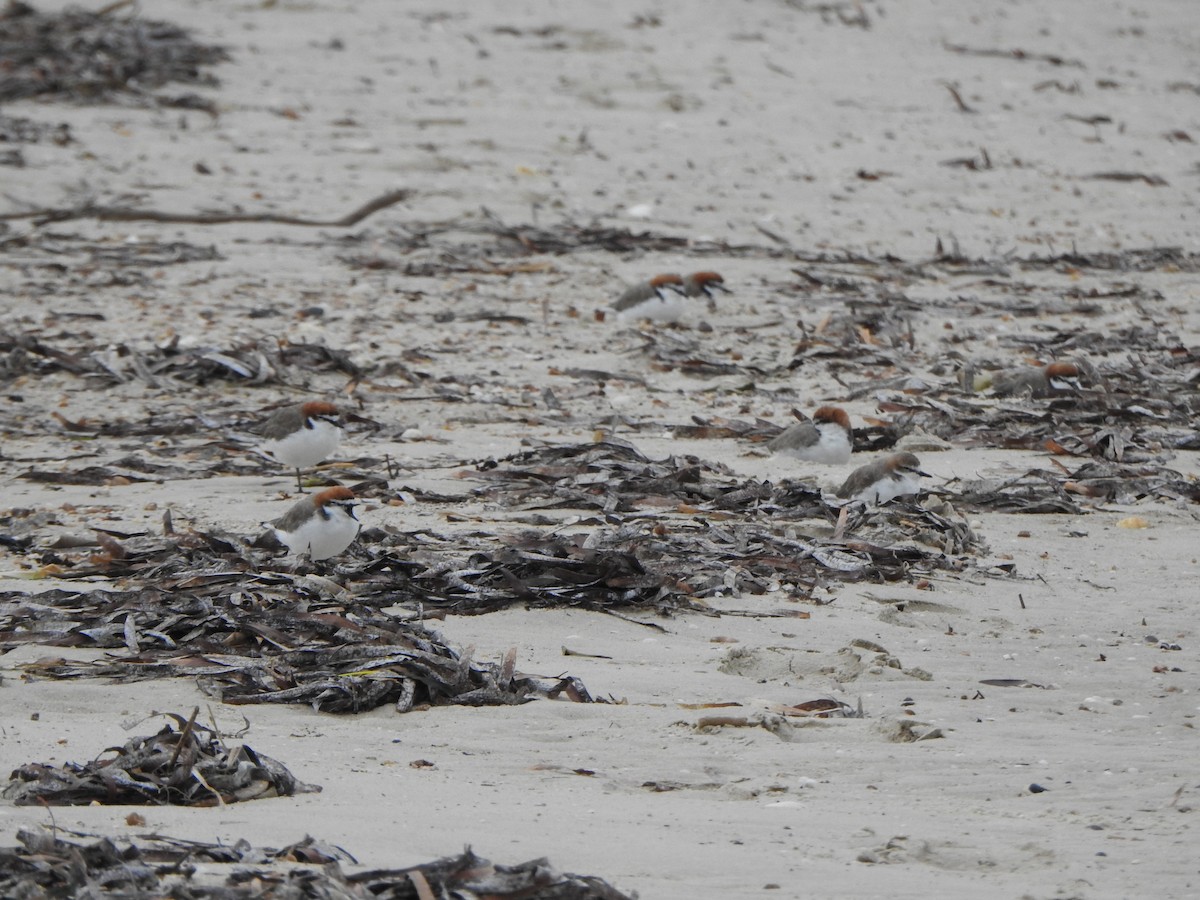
[836,452,928,505]
[990,361,1085,398]
[767,406,853,465]
[610,273,688,323]
[681,270,730,303]
[256,400,342,492]
[269,486,361,560]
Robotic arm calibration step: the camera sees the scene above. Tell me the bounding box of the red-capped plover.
[257,401,342,492]
[836,452,928,505]
[269,486,361,560]
[767,406,853,465]
[991,361,1084,398]
[681,270,730,303]
[610,273,689,323]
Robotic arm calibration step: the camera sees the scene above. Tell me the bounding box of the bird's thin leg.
[295,468,306,493]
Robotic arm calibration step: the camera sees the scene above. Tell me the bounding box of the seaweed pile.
[0,2,227,107]
[0,331,361,388]
[0,830,633,899]
[5,710,316,806]
[2,568,592,713]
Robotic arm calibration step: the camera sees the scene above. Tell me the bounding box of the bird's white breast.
[263,418,342,468]
[615,293,689,324]
[275,504,359,560]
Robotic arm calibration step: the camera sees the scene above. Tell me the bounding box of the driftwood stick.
[0,188,413,227]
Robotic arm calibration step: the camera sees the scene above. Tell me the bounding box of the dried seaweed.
[338,212,1200,284]
[350,522,958,617]
[392,441,982,613]
[870,353,1199,462]
[1,188,413,228]
[1,440,981,699]
[0,2,228,106]
[941,470,1083,515]
[0,112,72,144]
[0,331,361,387]
[4,710,317,806]
[946,460,1200,512]
[638,329,773,377]
[471,438,836,518]
[787,296,920,371]
[0,830,634,899]
[2,560,595,712]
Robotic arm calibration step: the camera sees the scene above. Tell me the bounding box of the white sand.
[2,1,1198,896]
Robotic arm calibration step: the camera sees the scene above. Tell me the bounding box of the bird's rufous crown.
[300,401,339,418]
[812,406,851,431]
[313,486,355,506]
[1044,362,1080,378]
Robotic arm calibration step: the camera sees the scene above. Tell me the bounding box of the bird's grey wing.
[768,422,819,453]
[611,282,655,312]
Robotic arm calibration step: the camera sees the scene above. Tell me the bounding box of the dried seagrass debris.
[21,454,190,485]
[473,438,831,517]
[0,830,634,900]
[0,113,72,144]
[3,709,318,806]
[1014,246,1200,273]
[339,216,695,276]
[840,499,983,556]
[353,516,974,618]
[4,579,596,712]
[341,211,1200,280]
[941,470,1084,514]
[870,358,1197,461]
[787,296,921,370]
[634,329,774,377]
[944,459,1200,512]
[0,330,362,387]
[195,644,593,713]
[0,232,220,269]
[472,438,740,513]
[1057,460,1200,504]
[0,2,228,106]
[668,413,780,442]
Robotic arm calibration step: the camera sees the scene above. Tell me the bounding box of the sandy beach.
[2,1,1199,897]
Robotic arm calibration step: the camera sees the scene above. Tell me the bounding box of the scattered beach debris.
[0,2,228,107]
[3,708,317,806]
[0,331,362,386]
[3,577,595,713]
[0,830,634,899]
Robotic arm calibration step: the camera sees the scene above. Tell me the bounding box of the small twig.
[409,869,436,900]
[600,608,669,632]
[1168,783,1185,808]
[190,766,227,807]
[833,506,850,541]
[754,222,790,245]
[943,82,976,114]
[95,0,136,16]
[167,706,200,769]
[0,188,413,227]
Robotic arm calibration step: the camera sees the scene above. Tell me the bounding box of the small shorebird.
[610,273,688,323]
[269,486,361,560]
[681,270,730,303]
[836,452,928,505]
[767,406,853,465]
[256,401,342,492]
[990,361,1085,398]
